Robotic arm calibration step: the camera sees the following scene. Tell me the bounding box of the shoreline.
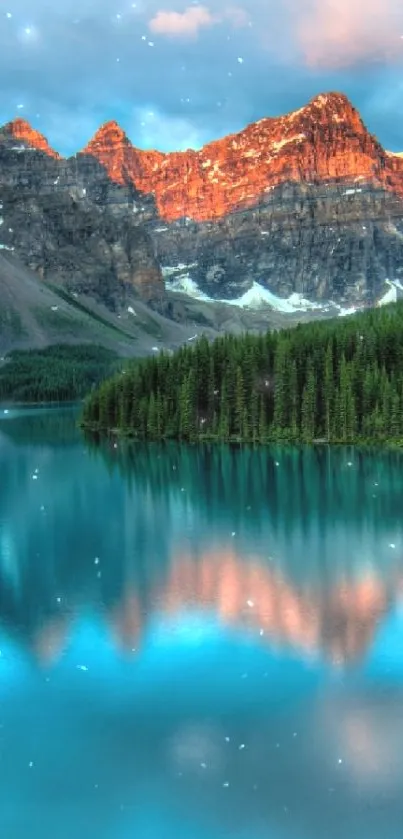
[79,422,403,450]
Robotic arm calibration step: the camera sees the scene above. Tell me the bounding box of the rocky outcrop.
[3,117,60,158]
[0,124,165,308]
[2,91,403,308]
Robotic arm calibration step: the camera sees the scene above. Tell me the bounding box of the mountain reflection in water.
[1,408,403,839]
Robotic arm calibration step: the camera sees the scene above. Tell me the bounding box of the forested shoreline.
[0,344,120,403]
[81,302,403,446]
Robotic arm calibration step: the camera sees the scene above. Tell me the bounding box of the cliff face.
[83,93,403,222]
[2,92,403,308]
[0,124,165,307]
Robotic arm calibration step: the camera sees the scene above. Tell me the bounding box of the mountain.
[2,92,403,341]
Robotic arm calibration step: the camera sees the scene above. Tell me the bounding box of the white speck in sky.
[6,12,12,19]
[237,57,244,63]
[77,664,88,671]
[247,599,254,607]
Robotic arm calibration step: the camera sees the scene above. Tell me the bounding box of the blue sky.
[1,0,403,155]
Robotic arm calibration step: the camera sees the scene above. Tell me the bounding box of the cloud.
[293,0,403,69]
[149,6,216,38]
[1,0,403,156]
[148,4,250,38]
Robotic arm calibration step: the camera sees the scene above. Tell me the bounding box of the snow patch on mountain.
[163,270,212,302]
[164,270,330,313]
[377,279,403,306]
[163,266,398,317]
[218,282,328,312]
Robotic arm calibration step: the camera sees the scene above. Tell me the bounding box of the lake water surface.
[1,406,403,839]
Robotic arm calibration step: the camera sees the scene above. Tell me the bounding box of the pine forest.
[81,301,403,445]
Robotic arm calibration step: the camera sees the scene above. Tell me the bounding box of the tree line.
[0,344,120,403]
[81,301,403,445]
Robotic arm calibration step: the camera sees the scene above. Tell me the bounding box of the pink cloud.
[293,0,403,68]
[149,6,217,37]
[148,4,249,38]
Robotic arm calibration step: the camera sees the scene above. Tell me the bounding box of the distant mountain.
[1,91,403,346]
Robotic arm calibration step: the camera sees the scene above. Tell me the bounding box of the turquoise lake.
[1,405,403,839]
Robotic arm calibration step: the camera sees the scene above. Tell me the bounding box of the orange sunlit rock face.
[4,118,60,158]
[81,92,403,222]
[4,92,403,224]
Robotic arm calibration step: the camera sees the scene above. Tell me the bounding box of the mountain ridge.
[2,90,403,325]
[4,91,403,223]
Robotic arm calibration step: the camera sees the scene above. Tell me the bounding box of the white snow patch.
[219,283,326,312]
[165,273,329,313]
[10,145,35,152]
[377,279,403,307]
[271,134,305,153]
[337,305,357,317]
[164,272,212,302]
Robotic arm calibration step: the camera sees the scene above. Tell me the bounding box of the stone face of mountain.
[83,93,403,222]
[2,92,403,311]
[0,123,165,308]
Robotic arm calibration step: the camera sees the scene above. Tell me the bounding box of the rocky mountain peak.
[74,89,400,222]
[81,120,133,185]
[1,118,60,158]
[83,120,130,152]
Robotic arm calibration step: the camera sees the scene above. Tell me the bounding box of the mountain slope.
[0,251,216,355]
[0,250,333,356]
